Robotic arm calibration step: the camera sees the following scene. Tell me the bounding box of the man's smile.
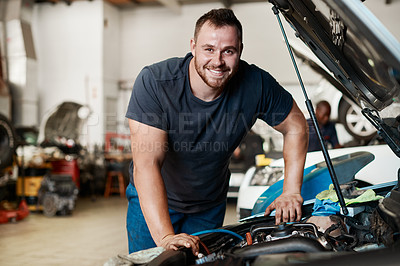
[207,68,228,77]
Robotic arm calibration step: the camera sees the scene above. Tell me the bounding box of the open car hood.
[38,101,90,154]
[269,0,400,156]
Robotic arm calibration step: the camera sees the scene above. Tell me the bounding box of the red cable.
[199,240,210,255]
[246,232,253,246]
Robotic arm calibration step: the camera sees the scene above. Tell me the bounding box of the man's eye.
[225,50,233,55]
[205,48,213,52]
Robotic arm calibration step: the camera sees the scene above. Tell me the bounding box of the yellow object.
[17,176,44,211]
[28,205,43,211]
[16,176,43,197]
[316,184,384,206]
[255,154,273,167]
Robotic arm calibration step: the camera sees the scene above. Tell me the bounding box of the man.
[125,8,308,255]
[307,100,341,152]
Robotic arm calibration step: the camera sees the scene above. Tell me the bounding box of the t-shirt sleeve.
[258,71,293,127]
[125,67,168,131]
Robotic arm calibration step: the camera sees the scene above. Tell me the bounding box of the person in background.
[307,100,342,152]
[125,8,308,256]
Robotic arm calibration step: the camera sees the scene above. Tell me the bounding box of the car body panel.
[272,0,400,155]
[237,145,400,218]
[227,172,245,198]
[271,0,400,110]
[252,151,375,215]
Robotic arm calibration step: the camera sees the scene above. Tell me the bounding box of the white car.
[237,144,400,219]
[227,172,246,199]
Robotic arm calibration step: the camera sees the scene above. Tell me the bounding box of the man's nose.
[211,52,224,66]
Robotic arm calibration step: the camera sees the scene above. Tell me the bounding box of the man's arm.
[129,119,199,254]
[264,100,308,224]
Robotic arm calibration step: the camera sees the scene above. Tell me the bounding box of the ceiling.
[34,0,398,13]
[34,0,267,13]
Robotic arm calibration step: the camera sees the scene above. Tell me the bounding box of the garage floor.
[0,196,238,266]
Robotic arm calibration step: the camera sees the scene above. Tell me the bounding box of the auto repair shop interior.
[1,0,400,265]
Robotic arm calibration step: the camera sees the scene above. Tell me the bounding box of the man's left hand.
[264,193,303,224]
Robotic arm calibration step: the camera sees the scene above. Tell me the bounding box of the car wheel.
[339,99,377,140]
[42,193,59,217]
[0,114,16,170]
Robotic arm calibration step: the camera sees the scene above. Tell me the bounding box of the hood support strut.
[271,5,349,215]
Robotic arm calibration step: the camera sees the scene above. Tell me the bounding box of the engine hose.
[343,233,358,249]
[325,223,358,250]
[246,232,253,246]
[226,236,326,259]
[324,223,340,239]
[199,240,210,255]
[192,229,244,241]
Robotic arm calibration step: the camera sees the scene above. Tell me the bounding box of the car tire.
[339,99,377,140]
[0,114,16,170]
[42,193,59,217]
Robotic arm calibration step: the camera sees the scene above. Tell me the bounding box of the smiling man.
[125,8,308,255]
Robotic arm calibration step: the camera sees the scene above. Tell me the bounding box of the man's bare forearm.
[133,165,175,246]
[129,119,173,245]
[266,100,308,223]
[133,156,200,255]
[275,100,308,193]
[129,119,200,254]
[281,129,308,194]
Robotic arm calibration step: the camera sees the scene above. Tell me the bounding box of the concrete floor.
[0,196,238,266]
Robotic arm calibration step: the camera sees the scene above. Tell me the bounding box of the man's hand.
[264,193,303,224]
[160,233,200,256]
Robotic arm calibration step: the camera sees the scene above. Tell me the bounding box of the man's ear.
[239,42,244,57]
[190,38,196,56]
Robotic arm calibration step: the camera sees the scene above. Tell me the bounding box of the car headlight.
[250,166,284,186]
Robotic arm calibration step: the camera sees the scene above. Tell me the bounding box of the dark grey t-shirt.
[126,53,293,213]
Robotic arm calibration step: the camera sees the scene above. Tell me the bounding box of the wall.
[117,1,321,136]
[1,0,39,126]
[118,0,400,113]
[119,0,400,90]
[103,1,121,134]
[364,0,400,38]
[119,2,319,86]
[32,0,104,145]
[31,0,400,147]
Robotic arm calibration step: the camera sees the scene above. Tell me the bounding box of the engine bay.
[147,180,400,266]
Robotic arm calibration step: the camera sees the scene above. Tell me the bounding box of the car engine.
[147,181,400,266]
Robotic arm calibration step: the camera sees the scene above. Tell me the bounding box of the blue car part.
[252,151,375,216]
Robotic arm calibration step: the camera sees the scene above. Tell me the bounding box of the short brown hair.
[194,8,243,43]
[316,100,331,110]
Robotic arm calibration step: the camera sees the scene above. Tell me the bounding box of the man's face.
[316,105,331,126]
[190,22,242,91]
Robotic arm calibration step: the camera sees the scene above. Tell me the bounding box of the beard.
[194,57,239,91]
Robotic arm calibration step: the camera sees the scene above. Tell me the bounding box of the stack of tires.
[0,114,16,171]
[0,114,17,202]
